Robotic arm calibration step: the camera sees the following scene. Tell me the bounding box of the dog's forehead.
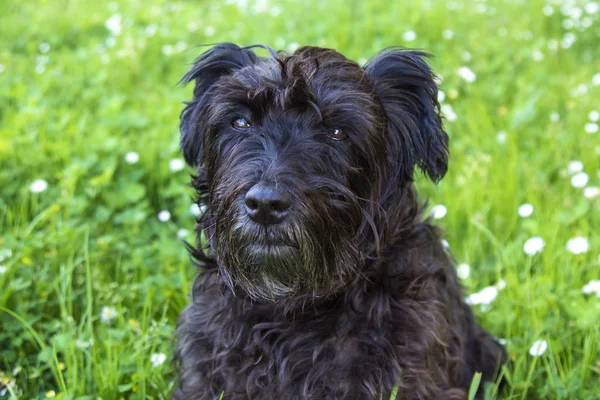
[228,50,374,113]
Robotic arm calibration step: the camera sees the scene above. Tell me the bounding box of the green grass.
[1,0,599,398]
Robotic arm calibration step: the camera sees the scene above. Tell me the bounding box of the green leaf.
[468,372,482,400]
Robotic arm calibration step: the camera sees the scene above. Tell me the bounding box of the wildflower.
[582,280,600,297]
[571,172,589,188]
[145,24,157,36]
[543,5,554,16]
[75,338,94,349]
[402,30,417,41]
[495,279,506,290]
[204,26,216,36]
[532,50,544,61]
[593,72,600,86]
[437,90,446,102]
[431,205,447,219]
[104,14,122,36]
[442,29,454,40]
[567,160,583,174]
[585,122,598,134]
[518,203,534,218]
[177,228,189,239]
[566,236,589,254]
[0,265,6,274]
[457,66,476,83]
[162,45,174,56]
[496,131,507,143]
[589,110,599,121]
[30,179,48,193]
[287,42,300,52]
[46,390,56,398]
[465,286,498,305]
[124,151,139,164]
[190,203,201,217]
[39,42,51,53]
[585,2,599,14]
[0,248,12,261]
[157,210,171,222]
[441,104,457,122]
[524,237,545,256]
[583,186,599,199]
[529,339,548,356]
[169,158,185,172]
[456,263,470,279]
[100,307,117,324]
[150,353,167,368]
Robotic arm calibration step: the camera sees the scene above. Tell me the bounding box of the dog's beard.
[209,199,359,302]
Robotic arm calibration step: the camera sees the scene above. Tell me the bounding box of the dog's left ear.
[364,49,449,182]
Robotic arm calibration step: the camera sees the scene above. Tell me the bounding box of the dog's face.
[180,43,448,302]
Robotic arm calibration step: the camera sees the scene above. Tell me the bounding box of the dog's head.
[180,43,448,302]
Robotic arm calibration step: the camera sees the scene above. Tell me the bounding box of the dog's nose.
[245,183,291,225]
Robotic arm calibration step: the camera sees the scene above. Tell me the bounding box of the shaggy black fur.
[173,43,507,400]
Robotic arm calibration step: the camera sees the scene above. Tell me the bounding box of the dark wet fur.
[173,43,507,400]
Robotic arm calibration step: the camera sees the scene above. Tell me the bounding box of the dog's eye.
[232,117,252,130]
[328,128,348,141]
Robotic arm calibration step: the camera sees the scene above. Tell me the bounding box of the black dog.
[173,43,506,400]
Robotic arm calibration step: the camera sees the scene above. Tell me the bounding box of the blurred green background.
[1,0,599,399]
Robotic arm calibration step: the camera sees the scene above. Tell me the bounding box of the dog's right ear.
[180,43,258,167]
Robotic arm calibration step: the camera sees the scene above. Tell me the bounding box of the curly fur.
[173,43,507,400]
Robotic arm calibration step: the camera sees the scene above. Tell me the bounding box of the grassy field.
[1,0,600,398]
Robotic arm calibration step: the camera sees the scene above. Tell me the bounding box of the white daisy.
[593,72,600,86]
[524,237,545,256]
[437,90,446,103]
[442,29,454,40]
[589,110,599,122]
[585,2,599,14]
[441,104,457,122]
[583,186,599,199]
[150,353,167,368]
[566,236,589,254]
[529,339,548,356]
[402,30,417,42]
[157,210,171,222]
[571,172,589,188]
[104,14,122,36]
[465,286,498,305]
[190,203,201,216]
[124,151,139,164]
[169,158,185,172]
[39,42,51,53]
[431,205,447,219]
[567,160,583,174]
[585,122,598,134]
[457,66,476,83]
[177,228,189,239]
[100,306,117,324]
[543,5,554,16]
[518,203,534,218]
[457,263,470,280]
[496,131,507,144]
[582,280,600,297]
[30,179,48,193]
[204,26,216,36]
